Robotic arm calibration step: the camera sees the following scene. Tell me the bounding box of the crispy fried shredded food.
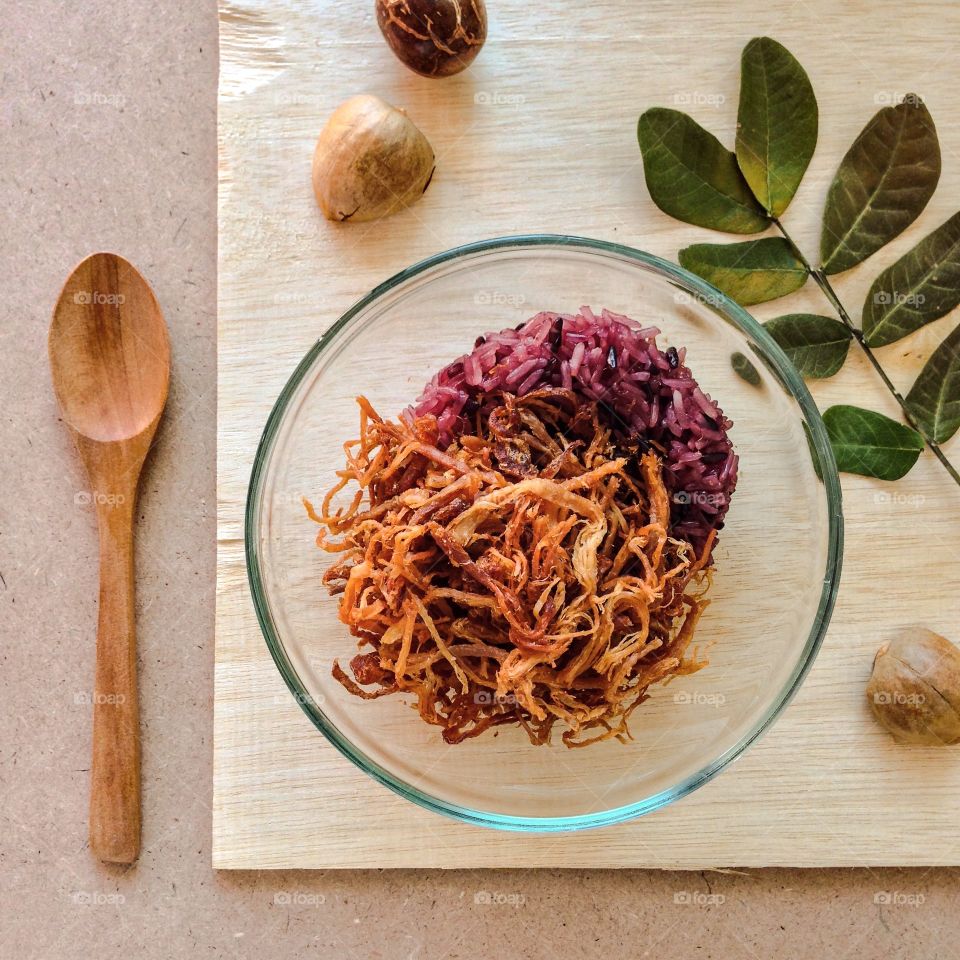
[308,388,713,747]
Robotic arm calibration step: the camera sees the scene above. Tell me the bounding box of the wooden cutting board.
[214,0,960,868]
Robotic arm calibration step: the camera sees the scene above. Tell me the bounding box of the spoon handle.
[89,491,141,863]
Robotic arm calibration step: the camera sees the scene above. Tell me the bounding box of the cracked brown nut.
[375,0,487,78]
[312,94,435,223]
[866,628,960,745]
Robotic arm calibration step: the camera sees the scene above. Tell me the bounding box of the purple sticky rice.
[408,306,738,557]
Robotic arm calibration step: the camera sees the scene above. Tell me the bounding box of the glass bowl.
[246,235,843,831]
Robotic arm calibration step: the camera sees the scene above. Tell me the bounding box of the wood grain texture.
[50,253,170,863]
[215,0,960,868]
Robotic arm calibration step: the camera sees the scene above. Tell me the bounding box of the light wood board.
[215,0,960,868]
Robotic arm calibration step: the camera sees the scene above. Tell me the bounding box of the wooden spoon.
[49,253,170,863]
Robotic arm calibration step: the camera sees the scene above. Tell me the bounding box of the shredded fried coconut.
[307,388,713,747]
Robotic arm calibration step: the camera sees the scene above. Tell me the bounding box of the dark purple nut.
[375,0,487,78]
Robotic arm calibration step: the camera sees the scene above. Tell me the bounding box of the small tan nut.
[375,0,487,79]
[312,94,435,223]
[866,628,960,745]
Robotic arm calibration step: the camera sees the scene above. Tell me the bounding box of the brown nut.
[375,0,487,79]
[866,628,960,745]
[312,94,435,223]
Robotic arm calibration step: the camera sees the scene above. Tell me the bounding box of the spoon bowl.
[50,254,169,443]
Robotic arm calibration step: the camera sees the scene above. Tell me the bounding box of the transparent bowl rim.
[245,233,844,833]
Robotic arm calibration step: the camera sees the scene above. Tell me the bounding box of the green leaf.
[736,37,818,217]
[638,108,769,234]
[763,313,852,379]
[678,238,808,306]
[820,96,940,275]
[905,322,960,443]
[862,212,960,347]
[823,405,923,480]
[731,351,761,386]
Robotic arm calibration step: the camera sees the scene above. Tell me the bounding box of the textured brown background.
[2,1,958,957]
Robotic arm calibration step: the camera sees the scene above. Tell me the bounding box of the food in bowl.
[306,307,738,746]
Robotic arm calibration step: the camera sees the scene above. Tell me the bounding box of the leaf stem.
[770,216,960,487]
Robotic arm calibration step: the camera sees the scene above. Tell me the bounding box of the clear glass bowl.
[246,235,843,831]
